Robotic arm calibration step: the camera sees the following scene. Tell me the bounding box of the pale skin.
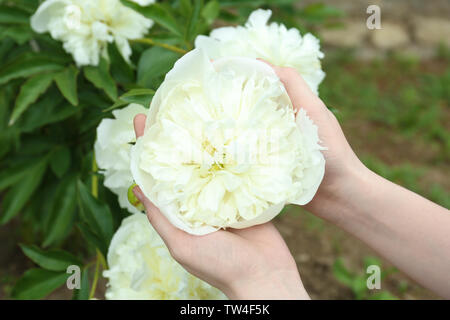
[132,63,450,300]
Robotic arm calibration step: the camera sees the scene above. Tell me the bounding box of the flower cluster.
[130,49,325,235]
[103,213,226,299]
[95,103,147,214]
[31,0,154,66]
[195,9,325,95]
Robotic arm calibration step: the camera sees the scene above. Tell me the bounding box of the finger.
[132,186,185,245]
[228,222,278,242]
[133,114,147,138]
[257,59,327,117]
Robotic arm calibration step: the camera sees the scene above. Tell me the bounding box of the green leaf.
[0,161,36,191]
[351,276,368,300]
[0,56,63,85]
[77,222,108,257]
[179,0,192,17]
[103,99,129,113]
[42,175,77,247]
[50,146,71,178]
[73,268,90,300]
[122,1,182,36]
[332,258,354,287]
[119,88,154,107]
[0,38,14,62]
[369,291,398,300]
[20,244,82,271]
[9,73,54,125]
[19,90,79,132]
[363,256,382,270]
[186,0,203,42]
[11,268,69,300]
[201,0,220,25]
[84,59,117,101]
[77,180,113,245]
[298,3,342,23]
[54,65,79,106]
[109,43,135,85]
[0,157,48,224]
[0,25,33,44]
[0,6,29,24]
[137,47,180,88]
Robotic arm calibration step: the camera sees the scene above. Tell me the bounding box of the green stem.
[88,250,101,299]
[132,38,187,54]
[91,154,98,198]
[87,152,106,299]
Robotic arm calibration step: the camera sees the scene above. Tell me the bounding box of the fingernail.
[132,186,142,201]
[129,185,145,212]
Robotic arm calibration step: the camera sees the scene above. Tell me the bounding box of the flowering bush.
[0,0,337,299]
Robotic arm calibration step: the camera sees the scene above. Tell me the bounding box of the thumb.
[132,186,185,245]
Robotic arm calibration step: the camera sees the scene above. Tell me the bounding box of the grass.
[319,51,449,209]
[321,52,450,160]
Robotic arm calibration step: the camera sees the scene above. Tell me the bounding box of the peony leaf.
[84,59,117,101]
[121,0,182,36]
[20,244,82,272]
[119,88,154,107]
[11,268,69,300]
[9,72,54,125]
[54,65,79,106]
[0,56,63,85]
[178,0,192,17]
[50,146,71,178]
[137,46,179,89]
[42,175,77,247]
[73,268,90,300]
[0,25,33,44]
[201,0,220,25]
[77,180,114,246]
[0,5,29,24]
[0,160,36,191]
[77,222,108,258]
[18,91,79,132]
[185,0,203,43]
[0,157,48,225]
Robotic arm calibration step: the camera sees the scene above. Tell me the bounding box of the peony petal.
[30,0,70,33]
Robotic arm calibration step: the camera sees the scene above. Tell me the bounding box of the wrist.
[223,268,309,300]
[305,158,375,227]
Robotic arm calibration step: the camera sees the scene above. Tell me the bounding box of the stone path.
[301,0,450,59]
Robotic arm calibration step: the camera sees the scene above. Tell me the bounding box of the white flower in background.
[95,103,147,214]
[103,213,226,300]
[130,49,325,235]
[195,9,325,95]
[131,0,155,6]
[31,0,153,66]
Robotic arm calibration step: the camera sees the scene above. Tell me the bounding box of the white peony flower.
[103,213,226,300]
[195,9,325,95]
[130,49,325,235]
[130,0,156,6]
[31,0,153,66]
[95,103,148,214]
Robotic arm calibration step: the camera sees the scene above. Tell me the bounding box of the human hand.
[132,114,309,300]
[267,65,450,299]
[262,62,370,223]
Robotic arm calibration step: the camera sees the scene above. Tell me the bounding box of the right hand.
[265,63,369,222]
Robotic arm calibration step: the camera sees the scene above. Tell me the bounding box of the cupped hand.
[263,62,368,222]
[132,114,309,300]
